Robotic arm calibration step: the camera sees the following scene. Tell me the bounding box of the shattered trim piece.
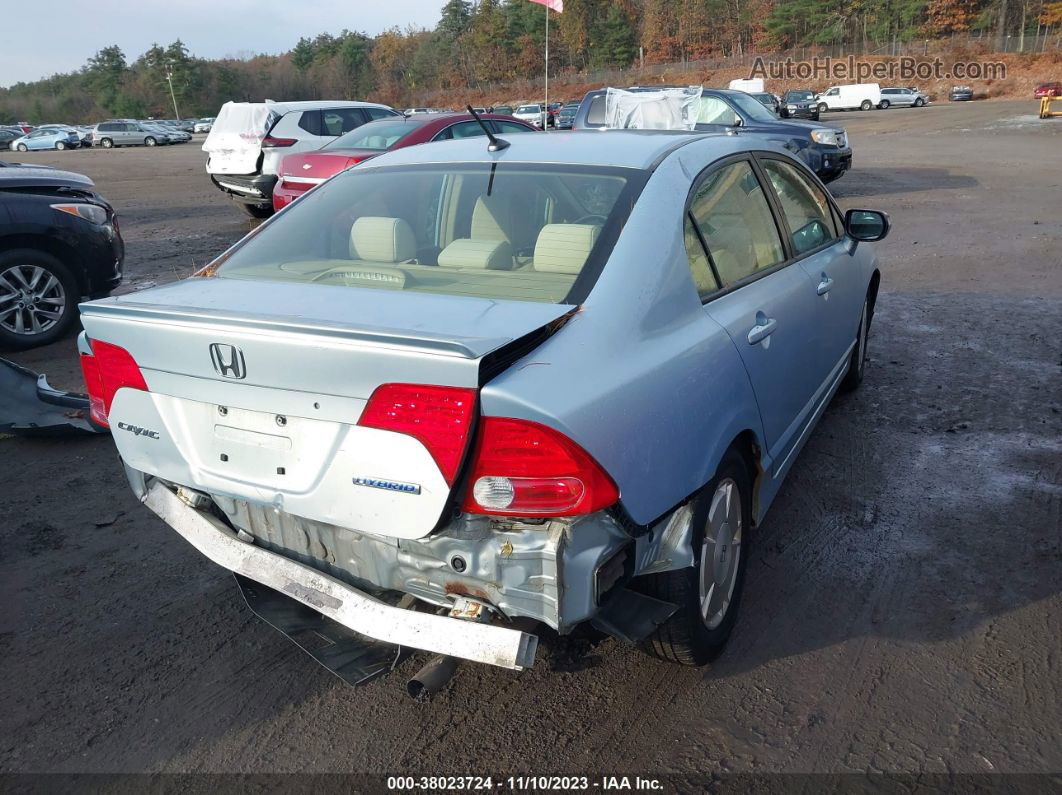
[0,357,106,436]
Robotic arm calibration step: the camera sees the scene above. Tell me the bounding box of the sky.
[0,0,447,88]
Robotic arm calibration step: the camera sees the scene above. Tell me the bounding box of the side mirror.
[845,209,890,242]
[732,115,743,127]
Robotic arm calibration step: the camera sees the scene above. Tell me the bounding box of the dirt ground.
[1,100,1059,782]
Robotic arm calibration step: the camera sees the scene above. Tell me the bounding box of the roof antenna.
[466,105,509,152]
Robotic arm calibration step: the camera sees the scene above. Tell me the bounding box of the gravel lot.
[1,100,1059,780]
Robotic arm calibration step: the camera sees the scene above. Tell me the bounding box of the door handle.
[747,315,777,345]
[816,274,834,295]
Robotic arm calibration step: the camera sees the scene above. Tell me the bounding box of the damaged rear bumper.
[140,481,538,670]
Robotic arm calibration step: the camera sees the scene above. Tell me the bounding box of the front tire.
[0,250,79,350]
[637,449,752,666]
[841,299,870,392]
[914,98,925,107]
[16,143,28,152]
[145,136,157,146]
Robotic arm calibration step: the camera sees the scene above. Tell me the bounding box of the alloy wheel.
[0,264,67,337]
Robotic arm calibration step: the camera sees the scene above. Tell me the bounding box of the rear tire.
[637,449,752,666]
[240,203,274,219]
[55,141,67,150]
[841,299,870,392]
[860,100,873,111]
[0,249,79,351]
[878,100,890,110]
[100,137,113,148]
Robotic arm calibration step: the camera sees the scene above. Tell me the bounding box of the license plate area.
[209,406,303,486]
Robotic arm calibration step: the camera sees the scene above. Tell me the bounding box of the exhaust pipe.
[407,655,459,702]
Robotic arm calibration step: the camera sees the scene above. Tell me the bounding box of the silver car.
[878,87,928,109]
[78,131,887,689]
[90,121,166,148]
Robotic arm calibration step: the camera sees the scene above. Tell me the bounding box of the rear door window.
[322,108,366,136]
[696,96,734,125]
[434,121,487,141]
[686,160,785,287]
[493,121,533,134]
[364,107,397,121]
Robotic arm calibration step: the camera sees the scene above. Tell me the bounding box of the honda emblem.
[209,343,246,379]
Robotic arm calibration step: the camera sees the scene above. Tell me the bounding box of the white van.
[203,100,399,217]
[728,78,765,93]
[816,83,882,112]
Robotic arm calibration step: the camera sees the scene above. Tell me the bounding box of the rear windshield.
[326,120,418,150]
[217,163,645,304]
[517,105,540,113]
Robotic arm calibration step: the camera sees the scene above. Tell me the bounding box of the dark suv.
[0,162,123,349]
[572,87,851,183]
[780,90,821,121]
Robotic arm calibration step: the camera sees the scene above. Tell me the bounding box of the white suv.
[203,100,399,217]
[512,104,547,128]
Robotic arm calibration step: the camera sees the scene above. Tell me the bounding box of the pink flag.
[529,0,563,12]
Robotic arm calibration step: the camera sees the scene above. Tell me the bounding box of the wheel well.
[729,430,764,525]
[0,234,88,295]
[867,269,881,324]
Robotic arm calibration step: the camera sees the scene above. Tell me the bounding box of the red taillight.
[463,418,619,517]
[79,340,148,428]
[262,136,296,148]
[357,384,477,485]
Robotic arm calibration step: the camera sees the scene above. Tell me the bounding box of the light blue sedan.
[11,128,80,151]
[79,129,888,686]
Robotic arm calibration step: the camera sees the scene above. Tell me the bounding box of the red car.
[273,112,537,211]
[1034,82,1062,98]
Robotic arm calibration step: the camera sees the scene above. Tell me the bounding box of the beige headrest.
[471,194,511,242]
[533,224,600,274]
[349,217,416,263]
[437,238,514,270]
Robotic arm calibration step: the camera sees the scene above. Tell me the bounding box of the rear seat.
[292,218,601,302]
[531,224,600,273]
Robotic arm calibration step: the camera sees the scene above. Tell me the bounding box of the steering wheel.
[572,214,608,226]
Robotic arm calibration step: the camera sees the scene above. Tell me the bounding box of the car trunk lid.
[279,150,381,186]
[80,278,572,539]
